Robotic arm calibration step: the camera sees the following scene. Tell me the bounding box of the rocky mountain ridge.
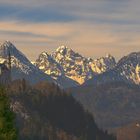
[85,52,140,86]
[35,46,116,84]
[0,41,139,87]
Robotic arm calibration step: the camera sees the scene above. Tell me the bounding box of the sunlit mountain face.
[0,41,139,88]
[35,46,116,84]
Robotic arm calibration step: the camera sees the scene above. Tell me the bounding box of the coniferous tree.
[0,86,17,140]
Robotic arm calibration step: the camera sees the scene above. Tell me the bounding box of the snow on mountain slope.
[90,54,116,74]
[117,52,140,85]
[35,46,116,85]
[85,52,140,86]
[35,52,63,79]
[1,41,138,87]
[35,51,79,88]
[0,41,53,84]
[136,64,140,83]
[52,46,93,84]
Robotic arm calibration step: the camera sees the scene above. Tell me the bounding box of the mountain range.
[0,41,139,88]
[34,45,140,87]
[35,46,116,85]
[85,52,140,86]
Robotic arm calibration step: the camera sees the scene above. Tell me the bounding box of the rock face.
[0,41,53,84]
[35,46,116,85]
[136,64,140,84]
[35,51,79,88]
[117,52,140,85]
[90,54,116,74]
[35,52,63,80]
[85,52,140,86]
[52,46,93,84]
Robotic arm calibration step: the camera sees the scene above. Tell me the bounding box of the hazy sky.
[0,0,140,60]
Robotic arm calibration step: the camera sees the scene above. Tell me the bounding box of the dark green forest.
[0,80,116,140]
[0,86,17,140]
[72,82,140,130]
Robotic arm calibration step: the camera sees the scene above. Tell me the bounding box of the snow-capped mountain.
[90,54,116,74]
[35,46,116,85]
[85,52,140,86]
[52,46,93,84]
[35,51,79,88]
[35,46,92,84]
[0,41,139,88]
[35,52,63,79]
[0,41,53,84]
[117,52,140,84]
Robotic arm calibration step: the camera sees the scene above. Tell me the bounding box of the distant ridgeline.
[0,41,139,88]
[0,51,11,85]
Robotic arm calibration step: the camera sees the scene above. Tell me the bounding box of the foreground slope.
[9,80,116,140]
[71,82,140,130]
[116,122,140,140]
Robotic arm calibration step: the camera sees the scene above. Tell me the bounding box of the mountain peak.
[0,40,18,58]
[0,40,15,50]
[41,51,51,57]
[0,41,54,84]
[55,45,74,55]
[57,45,69,50]
[118,52,140,66]
[90,54,116,74]
[105,54,114,58]
[38,51,56,64]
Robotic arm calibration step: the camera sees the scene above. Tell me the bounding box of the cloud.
[0,0,139,60]
[0,0,140,25]
[0,4,77,22]
[0,20,139,61]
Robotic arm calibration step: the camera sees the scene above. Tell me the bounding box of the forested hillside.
[0,86,17,140]
[6,80,116,140]
[71,82,140,129]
